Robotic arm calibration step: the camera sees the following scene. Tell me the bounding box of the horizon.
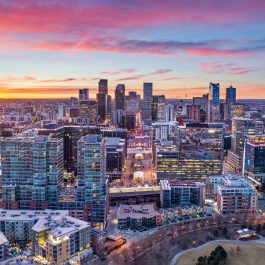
[0,0,265,99]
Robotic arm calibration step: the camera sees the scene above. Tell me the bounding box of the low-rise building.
[160,180,205,208]
[0,209,91,264]
[217,175,257,216]
[0,232,9,261]
[160,205,212,223]
[117,204,161,230]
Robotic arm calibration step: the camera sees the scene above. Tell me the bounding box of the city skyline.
[0,0,265,99]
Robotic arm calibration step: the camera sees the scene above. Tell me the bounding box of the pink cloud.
[200,61,256,75]
[101,69,136,76]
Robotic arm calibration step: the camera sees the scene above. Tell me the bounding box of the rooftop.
[118,204,160,219]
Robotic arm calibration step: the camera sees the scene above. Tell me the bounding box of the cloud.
[115,68,173,81]
[162,77,182,81]
[200,61,256,75]
[0,1,264,58]
[100,69,136,76]
[1,0,265,35]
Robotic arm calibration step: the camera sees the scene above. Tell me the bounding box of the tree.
[213,229,219,237]
[222,227,228,235]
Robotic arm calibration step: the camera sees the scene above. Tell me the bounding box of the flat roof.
[118,204,160,219]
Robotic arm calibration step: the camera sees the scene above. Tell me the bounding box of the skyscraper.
[151,95,165,122]
[244,135,265,183]
[115,84,125,110]
[208,82,220,122]
[165,104,174,122]
[143,82,153,102]
[226,86,236,104]
[225,86,237,121]
[209,82,220,103]
[97,79,108,120]
[77,135,108,228]
[79,88,89,101]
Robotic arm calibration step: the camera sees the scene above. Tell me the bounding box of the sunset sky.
[0,0,265,99]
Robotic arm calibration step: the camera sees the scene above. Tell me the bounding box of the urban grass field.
[174,241,265,265]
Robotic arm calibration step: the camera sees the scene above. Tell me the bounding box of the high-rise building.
[208,83,220,122]
[156,123,224,182]
[97,79,108,120]
[122,114,136,131]
[64,126,82,172]
[0,136,64,209]
[143,82,153,102]
[128,91,140,100]
[105,137,126,182]
[79,88,89,101]
[227,118,263,173]
[115,84,125,110]
[151,95,166,122]
[165,104,174,122]
[225,86,236,121]
[77,135,108,228]
[244,135,265,183]
[193,94,209,112]
[209,82,220,104]
[186,104,200,122]
[226,86,236,105]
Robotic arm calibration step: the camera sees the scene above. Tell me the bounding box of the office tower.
[87,100,98,123]
[79,88,89,101]
[151,95,166,122]
[64,126,82,172]
[225,86,236,121]
[115,84,125,110]
[57,104,65,120]
[165,104,174,122]
[112,109,124,126]
[77,135,108,228]
[80,100,89,118]
[227,118,263,173]
[105,137,126,182]
[209,82,220,103]
[79,100,98,123]
[152,121,178,141]
[217,175,257,216]
[97,79,108,120]
[244,135,265,183]
[140,101,152,121]
[107,94,112,116]
[128,91,139,100]
[156,123,224,182]
[220,102,226,120]
[122,114,136,131]
[226,86,236,104]
[232,118,263,158]
[0,136,64,209]
[125,99,139,115]
[208,82,220,122]
[143,82,153,102]
[193,94,209,112]
[186,104,200,122]
[160,180,205,208]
